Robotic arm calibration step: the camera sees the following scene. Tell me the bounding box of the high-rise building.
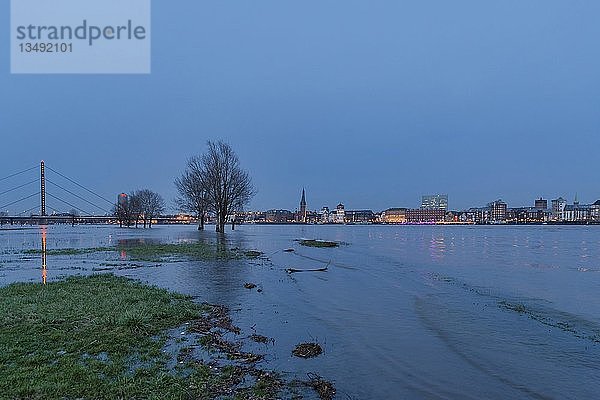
[421,194,448,211]
[117,193,128,209]
[551,197,567,220]
[534,198,548,210]
[488,199,507,221]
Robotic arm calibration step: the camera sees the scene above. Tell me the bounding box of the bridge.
[0,161,186,226]
[0,161,117,225]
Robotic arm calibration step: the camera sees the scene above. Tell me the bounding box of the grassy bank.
[0,275,278,399]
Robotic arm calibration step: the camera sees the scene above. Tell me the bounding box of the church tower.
[300,188,307,223]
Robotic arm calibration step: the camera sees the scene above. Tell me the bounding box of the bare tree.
[114,192,141,228]
[129,191,143,228]
[137,189,165,228]
[175,157,209,230]
[114,199,130,227]
[202,141,255,233]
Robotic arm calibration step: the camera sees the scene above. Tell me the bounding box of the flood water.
[1,224,600,399]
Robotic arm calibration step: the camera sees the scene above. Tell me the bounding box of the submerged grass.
[22,242,264,263]
[297,239,339,248]
[292,342,323,358]
[23,247,114,256]
[118,242,263,262]
[0,274,280,399]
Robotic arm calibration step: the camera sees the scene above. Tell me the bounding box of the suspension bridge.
[0,161,117,225]
[0,161,186,226]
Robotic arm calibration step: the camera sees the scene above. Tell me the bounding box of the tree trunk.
[231,219,235,230]
[198,214,205,230]
[143,219,146,228]
[216,215,225,233]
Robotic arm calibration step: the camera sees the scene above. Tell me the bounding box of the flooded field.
[1,224,600,399]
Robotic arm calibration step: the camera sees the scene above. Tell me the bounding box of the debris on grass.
[176,346,195,363]
[306,373,336,400]
[250,334,270,344]
[189,303,241,335]
[243,369,284,399]
[292,342,323,358]
[199,332,241,354]
[245,250,263,258]
[227,351,264,363]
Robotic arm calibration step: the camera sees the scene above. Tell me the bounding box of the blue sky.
[1,1,599,214]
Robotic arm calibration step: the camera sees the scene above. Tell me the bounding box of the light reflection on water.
[2,224,600,399]
[41,226,47,284]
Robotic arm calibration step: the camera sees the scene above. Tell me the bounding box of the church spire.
[299,188,307,222]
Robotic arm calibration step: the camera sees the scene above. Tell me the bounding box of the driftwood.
[286,262,330,274]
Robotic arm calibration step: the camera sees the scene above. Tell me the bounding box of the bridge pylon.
[40,161,46,217]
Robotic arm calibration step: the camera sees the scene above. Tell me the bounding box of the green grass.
[0,274,272,399]
[119,242,261,262]
[298,239,339,248]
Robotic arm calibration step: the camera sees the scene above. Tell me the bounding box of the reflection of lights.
[120,250,127,260]
[41,226,47,285]
[429,235,446,261]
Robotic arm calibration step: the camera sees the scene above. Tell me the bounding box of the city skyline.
[256,189,596,215]
[0,163,598,216]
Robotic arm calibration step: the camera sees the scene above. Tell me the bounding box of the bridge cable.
[46,178,110,214]
[0,166,37,183]
[0,192,40,210]
[45,192,90,216]
[0,178,39,197]
[45,166,114,206]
